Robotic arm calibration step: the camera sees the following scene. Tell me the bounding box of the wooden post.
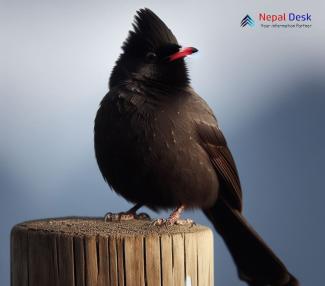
[11,217,214,286]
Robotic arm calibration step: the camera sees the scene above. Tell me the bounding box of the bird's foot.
[150,218,168,226]
[104,203,150,222]
[104,211,151,222]
[150,204,193,226]
[135,212,151,220]
[174,218,195,226]
[104,212,135,222]
[150,218,195,227]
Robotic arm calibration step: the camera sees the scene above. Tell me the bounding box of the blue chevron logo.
[241,15,255,27]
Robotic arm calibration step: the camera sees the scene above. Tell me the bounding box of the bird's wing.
[195,121,242,211]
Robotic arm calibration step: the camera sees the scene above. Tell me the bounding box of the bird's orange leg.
[167,205,185,224]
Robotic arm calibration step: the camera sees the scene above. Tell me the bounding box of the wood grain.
[11,217,213,286]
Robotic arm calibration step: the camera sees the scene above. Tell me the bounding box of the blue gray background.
[1,0,324,285]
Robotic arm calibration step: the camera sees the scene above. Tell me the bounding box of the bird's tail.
[204,198,299,286]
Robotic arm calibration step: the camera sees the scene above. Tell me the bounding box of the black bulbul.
[94,8,299,286]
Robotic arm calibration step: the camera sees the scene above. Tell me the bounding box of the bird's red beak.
[168,47,198,62]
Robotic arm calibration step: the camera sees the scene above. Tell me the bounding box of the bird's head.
[109,8,198,89]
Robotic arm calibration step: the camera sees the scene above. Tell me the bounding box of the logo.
[240,12,312,29]
[241,15,255,27]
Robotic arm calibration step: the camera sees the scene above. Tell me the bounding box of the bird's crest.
[122,8,178,56]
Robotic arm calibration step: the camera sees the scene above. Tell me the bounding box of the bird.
[94,8,299,286]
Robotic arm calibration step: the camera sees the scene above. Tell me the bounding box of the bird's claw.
[104,212,135,222]
[104,211,151,222]
[135,212,151,220]
[150,218,195,227]
[150,218,169,226]
[174,218,195,226]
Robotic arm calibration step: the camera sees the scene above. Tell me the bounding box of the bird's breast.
[95,91,219,209]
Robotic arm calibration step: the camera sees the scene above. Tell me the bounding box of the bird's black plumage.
[94,8,298,286]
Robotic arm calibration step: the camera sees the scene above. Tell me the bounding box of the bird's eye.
[146,52,157,63]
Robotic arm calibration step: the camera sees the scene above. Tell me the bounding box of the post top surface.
[13,217,211,237]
